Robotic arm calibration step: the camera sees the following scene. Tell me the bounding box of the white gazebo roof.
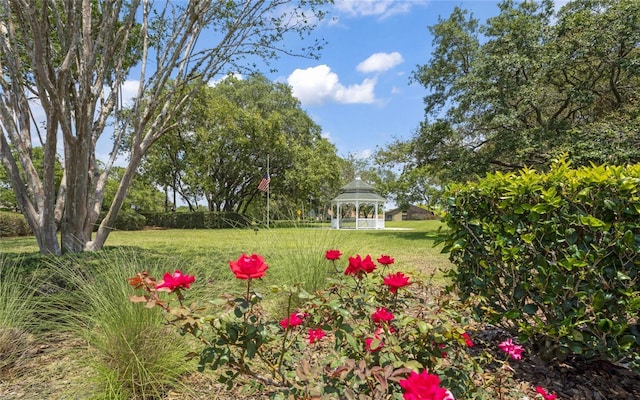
[331,177,387,203]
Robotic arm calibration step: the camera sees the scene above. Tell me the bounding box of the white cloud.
[356,52,404,73]
[207,72,244,87]
[287,65,376,106]
[354,149,372,159]
[333,0,412,19]
[120,80,140,107]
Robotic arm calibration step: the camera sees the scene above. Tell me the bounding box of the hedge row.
[95,209,147,231]
[141,211,251,229]
[440,159,640,364]
[0,211,31,237]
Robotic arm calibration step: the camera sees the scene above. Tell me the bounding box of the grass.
[0,220,453,398]
[45,250,194,399]
[0,256,41,379]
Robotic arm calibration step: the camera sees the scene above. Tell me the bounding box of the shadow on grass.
[359,228,446,242]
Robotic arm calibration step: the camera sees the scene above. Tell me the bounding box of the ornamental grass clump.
[130,248,501,399]
[0,257,39,379]
[52,250,191,400]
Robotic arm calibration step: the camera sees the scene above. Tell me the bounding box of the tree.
[0,147,62,211]
[408,0,640,182]
[0,0,330,254]
[142,74,343,218]
[374,142,442,208]
[102,166,164,214]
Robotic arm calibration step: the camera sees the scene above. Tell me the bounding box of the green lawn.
[0,220,452,285]
[0,220,455,398]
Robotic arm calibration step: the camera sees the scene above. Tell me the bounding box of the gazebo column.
[374,203,379,229]
[355,201,359,230]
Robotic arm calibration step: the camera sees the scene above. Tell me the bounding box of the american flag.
[257,173,270,192]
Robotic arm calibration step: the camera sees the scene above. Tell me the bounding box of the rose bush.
[129,250,538,399]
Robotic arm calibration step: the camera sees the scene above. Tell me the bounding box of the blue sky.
[264,0,504,160]
[262,0,568,160]
[96,0,568,165]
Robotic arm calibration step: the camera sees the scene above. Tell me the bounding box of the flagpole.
[266,154,270,227]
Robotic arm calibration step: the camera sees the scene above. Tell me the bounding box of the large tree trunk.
[61,139,94,253]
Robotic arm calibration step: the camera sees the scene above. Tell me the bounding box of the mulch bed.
[513,356,640,400]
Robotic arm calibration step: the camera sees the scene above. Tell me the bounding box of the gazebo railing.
[331,217,385,229]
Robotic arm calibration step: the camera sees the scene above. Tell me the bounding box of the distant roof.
[331,177,386,203]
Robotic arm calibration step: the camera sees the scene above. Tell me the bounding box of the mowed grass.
[0,220,452,284]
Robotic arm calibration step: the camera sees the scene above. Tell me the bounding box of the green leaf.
[521,232,535,244]
[403,360,423,371]
[570,329,584,342]
[246,340,257,358]
[617,271,631,281]
[504,309,520,320]
[619,335,638,348]
[623,230,635,247]
[579,215,608,229]
[523,304,538,315]
[345,334,360,352]
[597,319,613,332]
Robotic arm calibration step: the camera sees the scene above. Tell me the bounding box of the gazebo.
[330,177,386,229]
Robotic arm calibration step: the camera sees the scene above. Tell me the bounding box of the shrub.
[95,209,146,231]
[130,251,496,399]
[0,211,32,237]
[142,211,250,229]
[439,158,640,365]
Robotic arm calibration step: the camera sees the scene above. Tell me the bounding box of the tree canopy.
[386,0,640,188]
[0,0,330,254]
[140,74,343,219]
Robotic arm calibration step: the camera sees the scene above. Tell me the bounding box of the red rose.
[535,386,557,400]
[344,254,377,277]
[372,307,395,324]
[461,332,474,347]
[229,253,268,280]
[399,370,450,400]
[155,270,195,292]
[325,249,342,261]
[307,328,326,344]
[279,312,305,330]
[377,254,395,265]
[364,336,383,352]
[383,272,411,293]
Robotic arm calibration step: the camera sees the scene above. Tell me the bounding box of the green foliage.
[440,158,640,365]
[102,167,165,214]
[95,209,146,231]
[405,0,640,182]
[142,211,251,229]
[140,74,343,216]
[0,211,32,237]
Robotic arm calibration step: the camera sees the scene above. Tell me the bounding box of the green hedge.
[141,211,250,229]
[440,159,640,364]
[0,212,31,237]
[95,209,146,231]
